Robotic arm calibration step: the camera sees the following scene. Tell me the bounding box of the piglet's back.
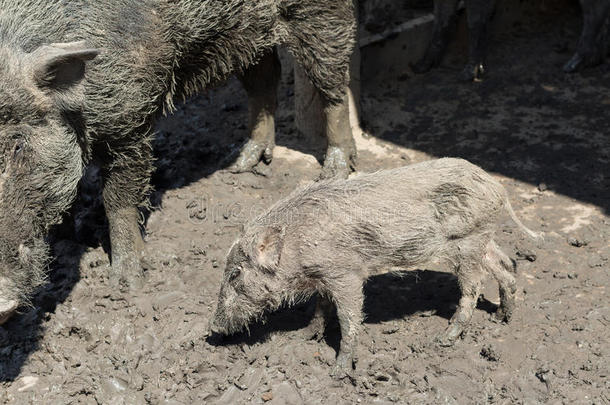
[250,158,506,232]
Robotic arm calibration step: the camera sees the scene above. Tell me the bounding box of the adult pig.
[209,158,543,379]
[0,0,357,324]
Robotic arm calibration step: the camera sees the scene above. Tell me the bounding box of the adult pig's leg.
[564,0,610,72]
[288,0,357,179]
[461,0,496,81]
[320,94,356,179]
[230,48,281,172]
[102,142,153,290]
[412,0,460,73]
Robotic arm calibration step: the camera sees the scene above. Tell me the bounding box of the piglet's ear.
[30,41,99,91]
[255,226,284,272]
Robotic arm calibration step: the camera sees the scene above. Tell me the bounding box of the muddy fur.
[0,0,355,315]
[210,158,542,377]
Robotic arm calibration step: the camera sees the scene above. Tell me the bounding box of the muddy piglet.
[209,158,542,379]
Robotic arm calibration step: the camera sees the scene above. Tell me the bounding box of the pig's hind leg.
[483,240,517,322]
[412,0,460,73]
[287,2,357,179]
[436,240,486,347]
[230,49,281,172]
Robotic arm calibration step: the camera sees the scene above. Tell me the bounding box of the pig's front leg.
[230,49,280,173]
[102,148,151,290]
[564,0,610,72]
[412,0,460,74]
[301,294,334,341]
[328,276,364,381]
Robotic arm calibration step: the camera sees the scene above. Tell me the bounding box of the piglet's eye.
[12,140,24,161]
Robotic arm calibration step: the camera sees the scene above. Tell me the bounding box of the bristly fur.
[0,0,355,309]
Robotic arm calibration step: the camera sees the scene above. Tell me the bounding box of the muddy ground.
[1,3,609,405]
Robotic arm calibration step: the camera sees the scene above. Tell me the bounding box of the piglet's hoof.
[229,140,273,173]
[0,298,18,325]
[320,146,354,180]
[298,321,325,342]
[330,361,356,385]
[435,323,463,347]
[494,305,513,323]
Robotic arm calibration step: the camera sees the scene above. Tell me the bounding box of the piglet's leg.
[301,294,333,341]
[231,48,280,172]
[328,276,363,381]
[436,259,484,346]
[483,240,517,322]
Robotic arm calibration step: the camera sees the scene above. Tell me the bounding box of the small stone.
[537,183,547,192]
[480,345,500,362]
[567,237,588,247]
[261,391,273,402]
[516,248,536,262]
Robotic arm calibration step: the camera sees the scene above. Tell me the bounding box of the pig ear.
[30,41,99,91]
[255,226,284,272]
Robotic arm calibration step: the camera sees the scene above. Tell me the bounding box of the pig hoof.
[298,324,325,342]
[109,263,145,292]
[230,140,274,173]
[330,362,356,384]
[563,54,584,73]
[320,146,355,180]
[435,324,462,347]
[494,306,513,323]
[460,63,485,82]
[0,298,18,325]
[564,50,604,73]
